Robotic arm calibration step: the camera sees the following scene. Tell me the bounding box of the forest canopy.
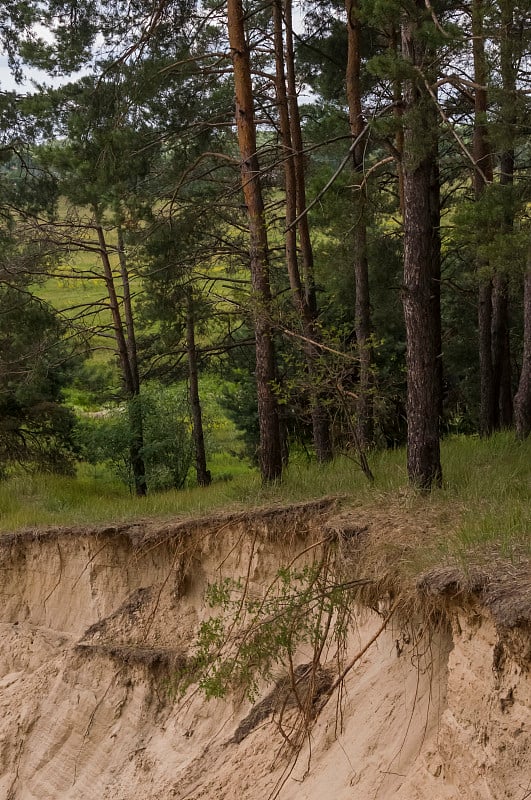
[0,0,529,493]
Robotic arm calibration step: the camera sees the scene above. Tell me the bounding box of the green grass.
[0,464,248,530]
[38,276,106,311]
[433,433,531,561]
[0,434,529,573]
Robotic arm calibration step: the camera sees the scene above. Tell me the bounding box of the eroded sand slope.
[0,501,529,800]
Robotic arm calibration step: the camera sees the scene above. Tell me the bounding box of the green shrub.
[75,383,193,492]
[140,384,193,491]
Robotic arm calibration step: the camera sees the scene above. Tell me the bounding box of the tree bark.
[116,221,140,391]
[284,0,332,462]
[227,0,282,482]
[283,0,317,317]
[186,288,211,486]
[501,0,529,438]
[492,0,516,429]
[479,280,496,435]
[346,0,373,449]
[492,273,513,427]
[401,2,442,489]
[514,247,531,439]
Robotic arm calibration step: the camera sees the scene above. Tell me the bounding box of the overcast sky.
[0,54,72,93]
[0,37,92,95]
[0,55,23,91]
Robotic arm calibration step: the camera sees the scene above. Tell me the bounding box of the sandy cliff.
[0,500,529,800]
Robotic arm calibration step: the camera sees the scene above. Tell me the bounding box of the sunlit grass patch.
[0,468,249,530]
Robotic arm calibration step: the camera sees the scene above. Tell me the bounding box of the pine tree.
[227,0,282,483]
[400,0,442,488]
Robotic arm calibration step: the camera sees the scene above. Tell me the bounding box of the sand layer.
[0,502,529,800]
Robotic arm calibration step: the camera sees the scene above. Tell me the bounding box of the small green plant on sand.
[177,547,370,703]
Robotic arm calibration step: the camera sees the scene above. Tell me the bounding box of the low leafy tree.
[77,383,194,491]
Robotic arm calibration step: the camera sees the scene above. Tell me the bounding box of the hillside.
[0,498,529,799]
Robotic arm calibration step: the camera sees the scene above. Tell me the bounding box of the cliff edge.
[0,499,529,800]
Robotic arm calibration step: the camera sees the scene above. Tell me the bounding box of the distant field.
[34,214,243,376]
[33,219,146,386]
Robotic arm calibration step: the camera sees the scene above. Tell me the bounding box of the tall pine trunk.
[500,0,529,437]
[493,0,516,429]
[116,221,140,391]
[492,274,513,427]
[401,2,442,489]
[227,0,282,482]
[284,0,332,462]
[514,246,531,439]
[472,0,514,434]
[479,281,496,435]
[186,288,211,486]
[346,0,373,449]
[273,0,332,463]
[95,213,147,496]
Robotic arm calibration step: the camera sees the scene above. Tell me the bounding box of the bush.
[76,383,193,492]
